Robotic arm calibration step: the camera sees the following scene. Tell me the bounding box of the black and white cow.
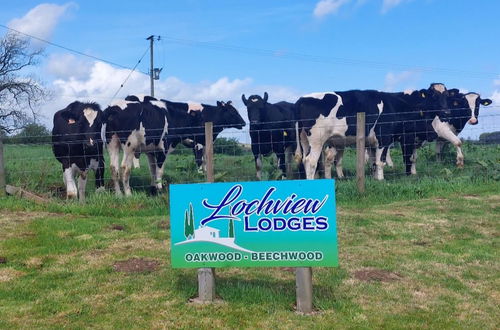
[294,90,384,180]
[385,87,492,173]
[160,99,246,171]
[103,96,245,195]
[102,97,171,196]
[52,101,105,200]
[242,92,296,180]
[434,89,492,164]
[294,84,449,180]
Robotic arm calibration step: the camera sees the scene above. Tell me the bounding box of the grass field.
[0,141,499,328]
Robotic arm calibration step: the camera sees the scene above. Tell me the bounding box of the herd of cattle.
[51,83,492,199]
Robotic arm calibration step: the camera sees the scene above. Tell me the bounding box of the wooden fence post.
[296,267,313,313]
[0,136,6,197]
[356,112,366,194]
[197,122,216,302]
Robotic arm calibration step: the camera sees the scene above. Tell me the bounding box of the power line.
[0,23,149,75]
[159,35,499,80]
[109,45,150,103]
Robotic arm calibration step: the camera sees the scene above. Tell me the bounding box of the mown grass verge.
[0,189,498,328]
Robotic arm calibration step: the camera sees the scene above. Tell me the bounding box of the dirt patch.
[157,221,169,230]
[413,240,430,246]
[0,268,25,282]
[110,224,125,231]
[280,267,295,273]
[463,194,480,200]
[113,258,160,273]
[0,257,6,264]
[353,269,402,282]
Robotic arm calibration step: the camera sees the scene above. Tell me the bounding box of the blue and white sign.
[170,179,338,268]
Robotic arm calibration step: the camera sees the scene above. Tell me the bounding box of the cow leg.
[194,144,205,173]
[435,139,446,162]
[385,147,394,168]
[432,118,463,168]
[373,147,386,180]
[284,146,294,179]
[78,170,87,202]
[334,148,345,179]
[63,165,78,199]
[410,149,418,175]
[276,151,287,179]
[255,154,263,180]
[121,144,135,196]
[304,138,323,180]
[401,134,416,176]
[94,158,105,193]
[155,151,167,193]
[146,153,158,194]
[323,146,334,179]
[107,135,122,196]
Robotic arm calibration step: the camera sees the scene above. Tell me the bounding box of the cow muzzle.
[468,118,478,125]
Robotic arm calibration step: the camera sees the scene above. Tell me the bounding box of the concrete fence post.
[356,112,366,194]
[197,122,216,302]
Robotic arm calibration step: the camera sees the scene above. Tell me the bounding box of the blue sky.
[1,1,499,138]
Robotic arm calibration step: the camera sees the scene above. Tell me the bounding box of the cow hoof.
[67,192,77,199]
[95,187,106,194]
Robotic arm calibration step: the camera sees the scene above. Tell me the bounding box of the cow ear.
[241,94,248,106]
[448,88,460,97]
[480,98,492,106]
[263,92,268,103]
[216,101,222,107]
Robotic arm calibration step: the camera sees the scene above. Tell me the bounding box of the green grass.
[0,191,498,328]
[0,141,499,328]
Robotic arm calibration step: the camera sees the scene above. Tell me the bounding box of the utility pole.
[147,35,155,97]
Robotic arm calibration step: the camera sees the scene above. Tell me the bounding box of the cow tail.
[293,101,303,163]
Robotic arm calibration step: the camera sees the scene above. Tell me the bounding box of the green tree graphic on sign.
[228,219,234,238]
[183,204,195,239]
[188,203,194,237]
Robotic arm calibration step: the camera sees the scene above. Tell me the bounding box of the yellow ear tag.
[485,101,491,106]
[283,131,288,136]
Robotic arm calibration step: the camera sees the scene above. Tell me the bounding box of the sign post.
[196,122,216,302]
[170,179,338,311]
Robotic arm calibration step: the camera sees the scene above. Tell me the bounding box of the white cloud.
[46,53,93,80]
[381,0,409,13]
[383,70,421,92]
[8,2,76,40]
[313,0,350,18]
[40,59,300,132]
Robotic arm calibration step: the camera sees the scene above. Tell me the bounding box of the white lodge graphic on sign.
[176,202,255,253]
[170,179,338,268]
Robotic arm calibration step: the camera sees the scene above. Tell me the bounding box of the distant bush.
[4,123,51,144]
[479,131,500,144]
[214,137,246,156]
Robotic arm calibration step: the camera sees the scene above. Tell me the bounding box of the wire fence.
[1,112,499,200]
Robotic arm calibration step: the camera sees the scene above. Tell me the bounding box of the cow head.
[448,89,492,126]
[242,92,268,124]
[60,102,103,147]
[411,83,450,119]
[215,100,246,129]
